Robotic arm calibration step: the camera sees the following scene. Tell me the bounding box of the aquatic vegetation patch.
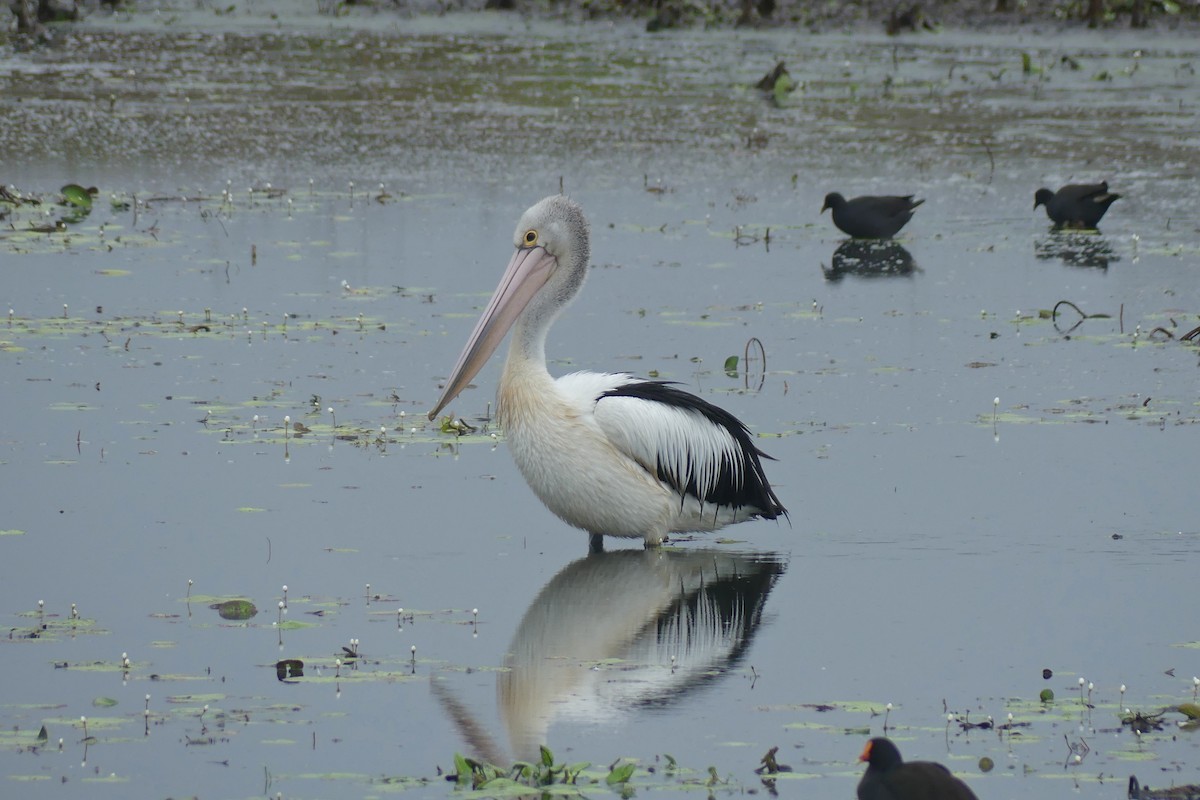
[6,607,105,644]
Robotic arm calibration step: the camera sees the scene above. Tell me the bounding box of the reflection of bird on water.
[1034,234,1118,269]
[1034,182,1120,229]
[858,737,980,800]
[428,196,786,549]
[438,549,784,761]
[823,240,919,282]
[821,193,924,239]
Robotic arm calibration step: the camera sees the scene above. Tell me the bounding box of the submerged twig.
[1051,299,1111,335]
[1063,733,1090,768]
[1051,300,1087,322]
[743,336,766,393]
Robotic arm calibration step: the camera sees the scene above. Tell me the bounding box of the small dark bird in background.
[822,193,924,239]
[1128,774,1200,800]
[755,61,790,92]
[857,737,980,800]
[887,3,935,34]
[1034,182,1121,229]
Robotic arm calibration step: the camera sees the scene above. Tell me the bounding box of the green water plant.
[209,599,257,620]
[61,184,95,211]
[449,745,595,793]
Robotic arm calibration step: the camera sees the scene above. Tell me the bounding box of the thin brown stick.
[1051,300,1087,323]
[743,336,766,393]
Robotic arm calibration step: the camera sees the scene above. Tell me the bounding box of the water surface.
[2,5,1199,798]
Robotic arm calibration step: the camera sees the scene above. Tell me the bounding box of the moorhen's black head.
[860,737,903,770]
[857,737,980,800]
[821,192,846,212]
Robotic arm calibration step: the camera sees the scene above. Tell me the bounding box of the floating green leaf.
[606,761,635,784]
[439,416,476,435]
[92,697,118,708]
[210,599,257,620]
[773,71,794,107]
[61,184,94,210]
[453,752,471,787]
[277,620,317,631]
[565,762,591,781]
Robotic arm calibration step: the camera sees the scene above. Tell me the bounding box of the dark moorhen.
[821,193,924,239]
[1033,182,1120,228]
[858,737,980,800]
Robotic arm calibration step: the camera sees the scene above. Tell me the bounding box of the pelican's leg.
[588,533,605,554]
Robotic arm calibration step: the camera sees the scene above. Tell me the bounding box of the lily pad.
[210,599,257,620]
[1177,703,1200,720]
[61,184,94,210]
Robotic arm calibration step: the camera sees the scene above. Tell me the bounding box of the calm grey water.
[2,4,1199,798]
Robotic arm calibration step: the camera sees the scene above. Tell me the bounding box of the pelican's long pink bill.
[429,246,557,419]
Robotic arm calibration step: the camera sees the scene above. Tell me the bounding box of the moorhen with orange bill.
[858,737,980,800]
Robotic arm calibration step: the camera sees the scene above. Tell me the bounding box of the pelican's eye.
[522,229,538,247]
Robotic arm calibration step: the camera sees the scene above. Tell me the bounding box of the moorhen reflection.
[436,548,786,762]
[1034,234,1118,269]
[824,240,919,282]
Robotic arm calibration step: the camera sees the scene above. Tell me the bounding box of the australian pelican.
[429,195,786,547]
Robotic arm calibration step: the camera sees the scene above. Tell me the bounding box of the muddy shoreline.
[8,0,1200,38]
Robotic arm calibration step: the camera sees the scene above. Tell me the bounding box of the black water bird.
[1128,774,1200,800]
[821,193,924,239]
[858,737,979,800]
[1034,182,1120,228]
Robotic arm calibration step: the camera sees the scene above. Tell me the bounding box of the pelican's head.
[513,195,589,264]
[429,195,590,419]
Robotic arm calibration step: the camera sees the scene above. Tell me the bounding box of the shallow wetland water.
[2,4,1200,798]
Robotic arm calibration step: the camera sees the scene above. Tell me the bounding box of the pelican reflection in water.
[429,196,786,549]
[434,549,786,762]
